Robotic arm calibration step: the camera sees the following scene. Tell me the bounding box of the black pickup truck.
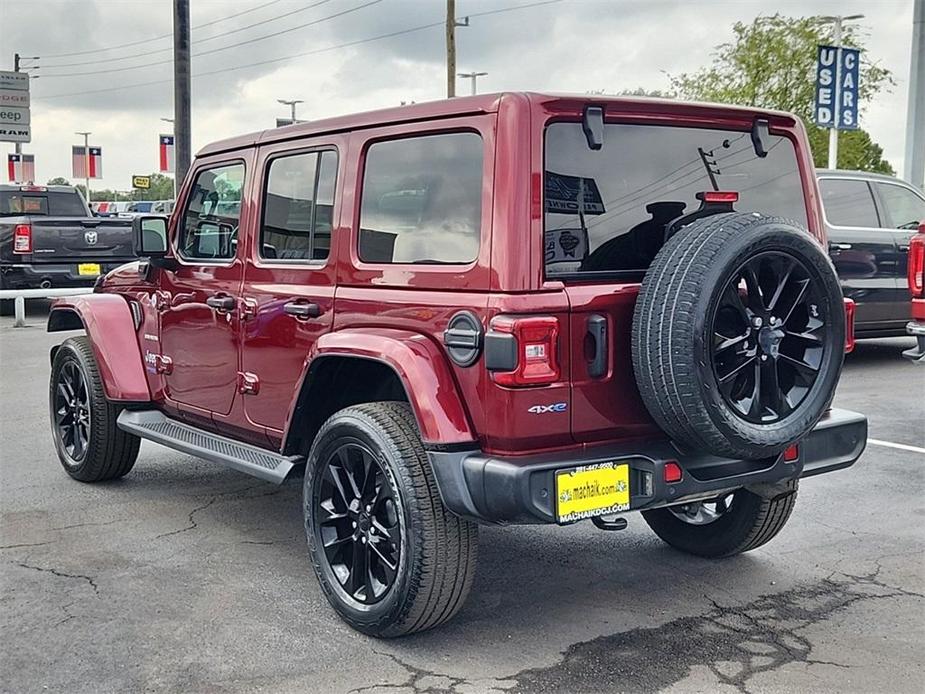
[0,185,135,301]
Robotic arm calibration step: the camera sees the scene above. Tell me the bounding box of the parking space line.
[868,438,925,455]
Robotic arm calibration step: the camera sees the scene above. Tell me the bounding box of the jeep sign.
[0,107,30,125]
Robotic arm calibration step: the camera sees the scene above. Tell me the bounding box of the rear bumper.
[428,408,867,525]
[0,262,130,289]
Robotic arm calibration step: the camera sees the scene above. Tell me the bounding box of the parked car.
[151,199,175,215]
[47,93,866,637]
[817,169,925,338]
[902,221,925,363]
[0,184,135,313]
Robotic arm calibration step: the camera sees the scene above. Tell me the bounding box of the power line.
[40,0,382,78]
[35,0,286,59]
[36,0,562,100]
[39,0,336,70]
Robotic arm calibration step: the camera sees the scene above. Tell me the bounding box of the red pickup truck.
[903,221,925,363]
[46,93,866,637]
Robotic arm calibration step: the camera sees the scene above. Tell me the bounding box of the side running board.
[117,410,301,484]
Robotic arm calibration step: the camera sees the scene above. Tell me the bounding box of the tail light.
[702,191,739,203]
[13,224,32,254]
[843,298,856,354]
[783,444,799,462]
[908,228,925,298]
[487,315,560,387]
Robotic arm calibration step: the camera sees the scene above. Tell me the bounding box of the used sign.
[814,45,861,130]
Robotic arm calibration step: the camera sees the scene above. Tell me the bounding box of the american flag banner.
[7,153,35,183]
[72,145,102,179]
[159,134,175,173]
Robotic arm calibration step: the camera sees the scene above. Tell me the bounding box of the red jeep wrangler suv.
[47,93,867,637]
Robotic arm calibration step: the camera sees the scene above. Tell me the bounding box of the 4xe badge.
[528,402,567,414]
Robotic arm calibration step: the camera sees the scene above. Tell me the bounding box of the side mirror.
[132,215,169,257]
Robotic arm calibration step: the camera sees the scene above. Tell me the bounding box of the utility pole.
[173,0,192,188]
[277,99,304,123]
[75,131,91,202]
[13,53,21,156]
[445,1,469,98]
[820,14,864,169]
[904,0,924,188]
[458,71,487,95]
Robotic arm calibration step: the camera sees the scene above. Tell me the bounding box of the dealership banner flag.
[159,133,175,173]
[72,145,102,179]
[7,153,35,182]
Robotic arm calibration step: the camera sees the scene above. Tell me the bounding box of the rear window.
[0,191,87,217]
[544,122,808,279]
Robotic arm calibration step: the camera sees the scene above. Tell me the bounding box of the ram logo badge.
[528,403,568,414]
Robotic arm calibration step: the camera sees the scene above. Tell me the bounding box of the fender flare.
[48,294,151,403]
[283,328,476,450]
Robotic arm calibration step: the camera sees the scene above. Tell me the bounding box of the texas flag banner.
[72,145,102,179]
[159,134,175,173]
[7,153,35,183]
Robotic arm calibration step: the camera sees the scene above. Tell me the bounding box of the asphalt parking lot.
[1,303,923,694]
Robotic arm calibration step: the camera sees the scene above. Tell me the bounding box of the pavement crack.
[14,561,100,596]
[0,541,56,550]
[349,649,470,694]
[155,496,217,539]
[505,570,924,694]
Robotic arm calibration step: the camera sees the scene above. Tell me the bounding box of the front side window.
[178,162,245,260]
[261,150,337,261]
[819,178,880,228]
[874,182,925,230]
[359,132,483,264]
[544,122,808,278]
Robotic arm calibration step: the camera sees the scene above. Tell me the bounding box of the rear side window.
[819,178,880,228]
[874,182,925,230]
[178,162,245,261]
[261,150,338,261]
[544,123,808,278]
[359,132,483,264]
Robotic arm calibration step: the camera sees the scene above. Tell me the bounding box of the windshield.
[0,191,88,217]
[544,122,808,279]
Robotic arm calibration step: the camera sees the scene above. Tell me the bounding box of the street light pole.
[173,0,192,188]
[457,71,487,95]
[75,131,91,203]
[277,99,304,123]
[820,14,865,169]
[904,0,924,188]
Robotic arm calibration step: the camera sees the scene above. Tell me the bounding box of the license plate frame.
[555,461,631,523]
[77,263,101,276]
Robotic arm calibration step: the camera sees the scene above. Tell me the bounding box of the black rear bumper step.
[117,410,300,484]
[427,408,867,525]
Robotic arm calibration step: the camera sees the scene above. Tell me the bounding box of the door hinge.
[154,354,173,374]
[240,298,258,321]
[237,371,260,395]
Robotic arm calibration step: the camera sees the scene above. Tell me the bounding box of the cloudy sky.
[1,0,917,192]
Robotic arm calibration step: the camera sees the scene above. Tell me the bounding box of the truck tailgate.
[30,217,135,262]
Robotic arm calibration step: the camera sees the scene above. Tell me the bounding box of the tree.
[669,14,895,173]
[47,176,71,186]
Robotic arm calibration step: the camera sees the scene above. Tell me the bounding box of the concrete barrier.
[0,288,94,328]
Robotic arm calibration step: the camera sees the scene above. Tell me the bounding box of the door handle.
[206,294,236,311]
[283,301,321,319]
[829,243,852,251]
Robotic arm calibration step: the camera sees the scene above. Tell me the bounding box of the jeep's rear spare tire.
[632,212,845,459]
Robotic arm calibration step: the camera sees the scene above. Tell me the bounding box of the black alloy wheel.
[314,440,402,604]
[711,251,829,424]
[54,360,91,464]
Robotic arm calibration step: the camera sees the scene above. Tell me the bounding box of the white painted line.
[868,439,925,455]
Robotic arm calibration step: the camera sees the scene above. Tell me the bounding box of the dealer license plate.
[77,263,101,276]
[555,462,630,523]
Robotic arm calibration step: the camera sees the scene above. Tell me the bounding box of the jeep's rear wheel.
[642,481,798,557]
[632,213,845,459]
[49,336,140,482]
[304,402,478,637]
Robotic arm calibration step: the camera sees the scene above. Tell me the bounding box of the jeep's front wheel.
[641,480,798,558]
[49,336,140,482]
[304,402,478,637]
